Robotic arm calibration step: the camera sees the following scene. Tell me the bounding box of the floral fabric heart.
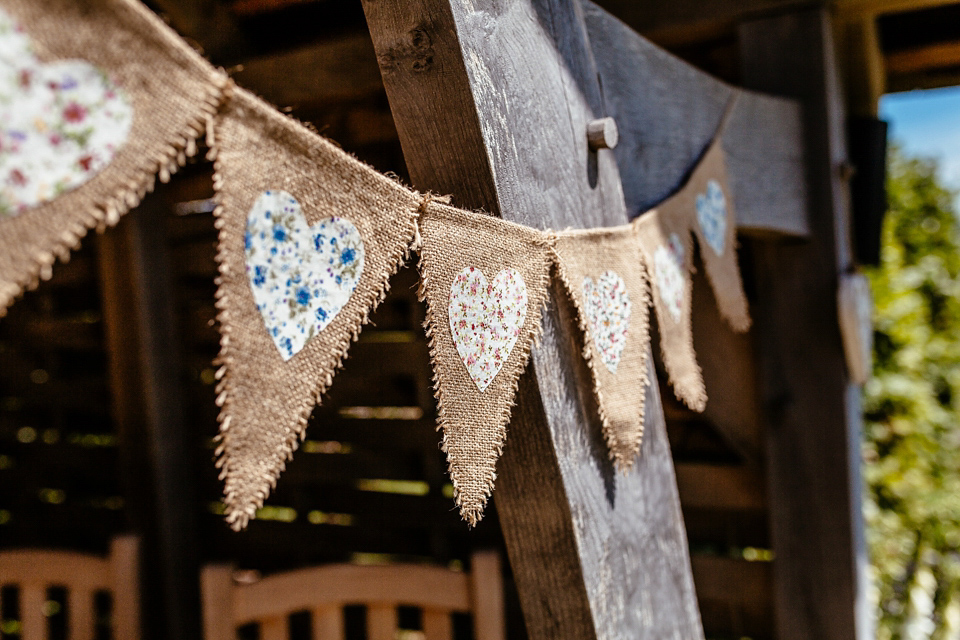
[245,190,364,361]
[695,179,727,256]
[449,267,528,392]
[582,270,631,374]
[0,8,133,217]
[654,232,686,323]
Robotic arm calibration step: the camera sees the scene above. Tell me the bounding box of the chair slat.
[261,617,287,640]
[423,610,452,640]
[312,605,344,640]
[20,584,47,640]
[69,588,94,640]
[366,604,396,640]
[470,552,505,640]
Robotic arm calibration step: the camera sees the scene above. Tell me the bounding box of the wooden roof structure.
[2,0,960,639]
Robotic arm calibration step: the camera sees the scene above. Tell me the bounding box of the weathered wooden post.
[361,1,813,637]
[361,1,704,638]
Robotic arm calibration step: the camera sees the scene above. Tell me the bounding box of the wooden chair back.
[202,551,505,640]
[0,536,140,640]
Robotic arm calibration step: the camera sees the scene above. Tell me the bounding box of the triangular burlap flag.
[0,0,226,314]
[681,137,751,332]
[554,224,651,468]
[418,203,552,525]
[213,87,420,529]
[635,208,706,412]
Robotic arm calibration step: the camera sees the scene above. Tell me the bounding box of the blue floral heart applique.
[695,179,728,256]
[244,190,364,361]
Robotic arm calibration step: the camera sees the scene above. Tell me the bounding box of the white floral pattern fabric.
[448,267,527,392]
[0,8,133,217]
[245,190,364,361]
[696,179,727,256]
[654,233,686,323]
[583,270,631,374]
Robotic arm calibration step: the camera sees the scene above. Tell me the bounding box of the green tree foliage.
[865,147,960,639]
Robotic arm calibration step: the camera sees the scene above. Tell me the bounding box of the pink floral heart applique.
[448,267,528,392]
[583,270,631,374]
[0,8,133,217]
[653,233,686,323]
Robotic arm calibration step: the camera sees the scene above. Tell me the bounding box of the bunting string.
[0,0,753,528]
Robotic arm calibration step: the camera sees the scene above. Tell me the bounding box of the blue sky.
[880,86,960,199]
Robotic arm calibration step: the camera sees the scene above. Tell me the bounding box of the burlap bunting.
[0,0,226,314]
[418,203,552,525]
[553,225,651,468]
[635,208,705,412]
[212,87,420,529]
[683,137,751,332]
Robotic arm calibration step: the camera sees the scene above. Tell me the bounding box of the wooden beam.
[149,0,248,62]
[675,464,765,511]
[583,2,809,237]
[739,9,873,640]
[233,33,385,109]
[361,1,703,639]
[592,0,956,45]
[886,39,960,74]
[836,16,886,117]
[96,188,202,640]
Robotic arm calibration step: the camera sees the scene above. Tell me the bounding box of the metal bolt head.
[587,117,619,150]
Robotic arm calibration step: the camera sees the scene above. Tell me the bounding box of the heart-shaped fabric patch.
[583,270,631,374]
[449,267,528,392]
[245,190,364,361]
[696,179,727,256]
[654,232,686,323]
[0,8,133,217]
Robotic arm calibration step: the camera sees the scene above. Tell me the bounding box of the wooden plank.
[200,565,234,640]
[361,2,704,639]
[366,604,396,640]
[260,617,287,640]
[423,611,453,640]
[312,605,345,640]
[690,555,772,611]
[110,536,141,640]
[739,9,872,640]
[234,33,386,109]
[591,0,953,46]
[886,39,960,75]
[233,565,470,624]
[20,584,45,640]
[149,0,247,61]
[469,552,505,640]
[68,588,95,640]
[582,1,809,237]
[674,464,765,511]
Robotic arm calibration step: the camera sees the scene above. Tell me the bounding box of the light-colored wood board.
[200,565,234,640]
[110,536,141,640]
[470,552,506,640]
[423,611,453,640]
[232,564,470,624]
[0,550,111,588]
[367,604,397,640]
[312,606,345,640]
[362,1,705,638]
[583,1,809,237]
